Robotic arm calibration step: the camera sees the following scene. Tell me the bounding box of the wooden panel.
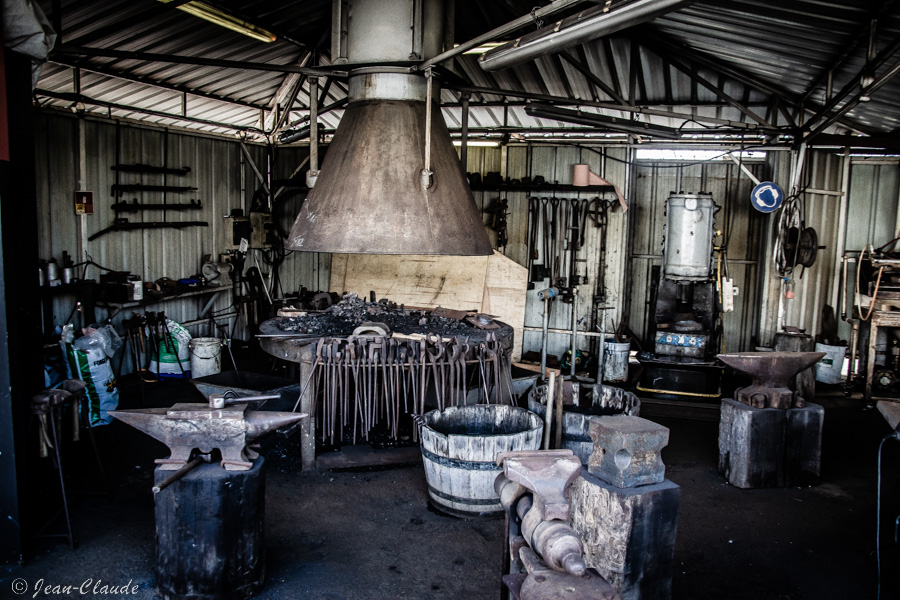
[330,253,488,309]
[329,251,528,361]
[483,253,528,361]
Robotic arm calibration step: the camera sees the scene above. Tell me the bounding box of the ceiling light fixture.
[452,140,500,147]
[158,0,277,43]
[459,42,505,55]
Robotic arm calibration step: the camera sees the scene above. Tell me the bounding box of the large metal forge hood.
[286,72,492,256]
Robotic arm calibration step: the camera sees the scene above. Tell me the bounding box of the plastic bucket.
[603,340,631,382]
[189,338,222,379]
[814,342,845,384]
[419,404,543,516]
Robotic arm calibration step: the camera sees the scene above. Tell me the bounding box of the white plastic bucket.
[189,338,222,379]
[603,340,631,382]
[815,342,845,384]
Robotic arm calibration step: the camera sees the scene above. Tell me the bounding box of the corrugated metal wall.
[776,151,846,341]
[35,112,326,372]
[467,144,630,365]
[838,157,900,342]
[626,156,768,353]
[36,112,900,375]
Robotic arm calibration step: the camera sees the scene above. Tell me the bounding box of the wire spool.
[782,226,818,269]
[774,194,818,273]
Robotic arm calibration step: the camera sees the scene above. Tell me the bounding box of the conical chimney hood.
[286,0,492,256]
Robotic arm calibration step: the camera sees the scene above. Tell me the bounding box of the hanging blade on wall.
[111,184,198,195]
[112,199,203,213]
[88,218,209,241]
[111,164,191,176]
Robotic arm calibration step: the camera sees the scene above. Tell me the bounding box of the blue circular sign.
[751,182,784,213]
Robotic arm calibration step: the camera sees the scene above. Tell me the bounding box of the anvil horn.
[245,411,308,443]
[109,407,172,441]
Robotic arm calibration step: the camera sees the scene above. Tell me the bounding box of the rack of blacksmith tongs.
[294,333,514,445]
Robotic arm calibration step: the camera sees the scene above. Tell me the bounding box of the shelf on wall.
[470,184,614,193]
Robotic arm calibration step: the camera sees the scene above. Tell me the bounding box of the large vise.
[495,450,620,600]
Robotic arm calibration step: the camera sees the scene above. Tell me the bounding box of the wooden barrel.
[528,384,640,464]
[419,405,543,516]
[155,458,265,600]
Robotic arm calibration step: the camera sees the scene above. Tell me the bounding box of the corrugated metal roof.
[33,0,900,145]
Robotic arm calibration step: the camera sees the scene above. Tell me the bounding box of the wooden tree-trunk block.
[155,458,266,600]
[570,470,681,600]
[718,398,785,488]
[785,403,824,486]
[718,399,824,489]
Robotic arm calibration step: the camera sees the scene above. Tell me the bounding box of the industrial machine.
[638,192,726,400]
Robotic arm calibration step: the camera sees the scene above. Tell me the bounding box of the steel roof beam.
[448,84,775,130]
[800,1,898,104]
[35,89,264,134]
[805,57,900,142]
[640,39,775,129]
[802,34,900,138]
[602,37,625,102]
[49,57,268,111]
[54,46,342,77]
[647,32,799,108]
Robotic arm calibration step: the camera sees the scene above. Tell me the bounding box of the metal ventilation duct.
[479,0,689,72]
[286,0,492,256]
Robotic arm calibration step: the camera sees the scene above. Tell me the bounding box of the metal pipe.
[543,371,556,450]
[525,326,606,338]
[831,148,851,316]
[460,92,469,171]
[152,457,204,494]
[420,0,588,69]
[479,0,689,72]
[450,85,762,130]
[554,374,564,450]
[570,290,578,378]
[541,297,550,379]
[308,76,320,188]
[525,102,681,139]
[422,69,434,189]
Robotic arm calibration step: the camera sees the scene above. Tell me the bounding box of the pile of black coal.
[276,293,476,337]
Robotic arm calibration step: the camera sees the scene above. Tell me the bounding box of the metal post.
[422,68,434,189]
[299,343,317,471]
[541,296,550,379]
[570,289,578,378]
[460,92,470,171]
[543,372,556,450]
[308,76,319,189]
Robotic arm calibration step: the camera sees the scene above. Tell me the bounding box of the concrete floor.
[3,375,900,600]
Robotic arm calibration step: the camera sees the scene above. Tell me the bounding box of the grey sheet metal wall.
[37,112,897,373]
[626,155,768,354]
[35,112,326,369]
[467,144,630,365]
[774,150,846,343]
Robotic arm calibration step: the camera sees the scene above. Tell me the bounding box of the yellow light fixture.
[458,42,504,55]
[452,140,500,147]
[159,0,277,43]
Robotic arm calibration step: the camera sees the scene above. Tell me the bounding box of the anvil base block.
[718,399,823,489]
[569,470,681,600]
[155,458,265,600]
